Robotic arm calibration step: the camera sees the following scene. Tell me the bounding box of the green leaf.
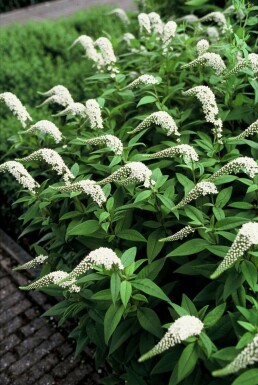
[104,303,124,344]
[71,163,79,177]
[204,304,226,328]
[232,369,258,385]
[121,247,137,268]
[166,239,209,257]
[215,186,233,208]
[134,190,152,203]
[147,229,165,262]
[137,307,162,338]
[67,220,100,236]
[215,217,248,231]
[138,258,165,280]
[177,343,198,383]
[91,289,112,301]
[137,95,157,107]
[111,273,121,304]
[132,278,171,303]
[117,229,146,242]
[241,260,257,291]
[120,281,132,308]
[109,319,132,355]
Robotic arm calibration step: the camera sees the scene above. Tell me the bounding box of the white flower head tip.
[79,134,123,155]
[182,53,226,75]
[85,99,103,129]
[71,35,102,64]
[54,102,87,118]
[139,316,204,362]
[138,13,151,34]
[146,144,199,163]
[148,12,164,35]
[95,37,117,65]
[53,180,106,207]
[0,92,32,128]
[69,247,124,279]
[174,181,218,210]
[13,255,48,271]
[107,8,130,25]
[38,85,74,108]
[196,39,209,56]
[212,334,258,376]
[25,120,62,143]
[211,222,258,279]
[208,157,258,181]
[0,161,39,193]
[98,161,155,188]
[159,225,195,242]
[127,74,161,89]
[162,21,177,53]
[128,111,180,139]
[20,271,69,290]
[231,119,258,141]
[17,149,74,183]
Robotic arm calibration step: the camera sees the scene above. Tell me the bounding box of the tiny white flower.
[208,157,258,181]
[174,181,218,210]
[13,255,48,271]
[25,120,62,143]
[0,161,39,193]
[159,225,195,242]
[127,74,160,89]
[78,134,123,155]
[146,144,199,163]
[211,222,258,278]
[85,99,103,129]
[0,92,32,128]
[139,316,204,361]
[20,271,69,290]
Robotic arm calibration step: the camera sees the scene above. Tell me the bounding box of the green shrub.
[1,2,258,385]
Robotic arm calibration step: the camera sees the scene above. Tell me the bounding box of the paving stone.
[20,317,46,337]
[0,299,31,327]
[0,290,24,312]
[59,364,94,385]
[15,325,54,357]
[0,372,10,385]
[0,334,21,356]
[37,374,56,385]
[56,341,74,358]
[24,307,40,320]
[0,283,16,300]
[51,353,80,378]
[0,316,23,342]
[0,277,12,289]
[0,353,16,372]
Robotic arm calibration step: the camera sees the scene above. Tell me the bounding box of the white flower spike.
[139,316,204,362]
[55,102,87,118]
[107,8,130,25]
[38,85,74,107]
[0,92,32,128]
[173,181,218,210]
[196,39,210,56]
[126,74,160,89]
[0,161,39,193]
[78,134,123,155]
[182,53,226,76]
[146,144,199,163]
[230,119,258,141]
[208,157,258,181]
[25,120,62,143]
[159,226,195,242]
[138,13,151,34]
[13,255,48,271]
[85,99,104,129]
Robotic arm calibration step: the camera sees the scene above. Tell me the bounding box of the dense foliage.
[1,1,258,385]
[0,0,55,13]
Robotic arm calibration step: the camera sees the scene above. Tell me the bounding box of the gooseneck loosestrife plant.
[1,2,258,384]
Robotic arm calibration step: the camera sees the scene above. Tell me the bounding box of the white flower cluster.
[174,181,218,210]
[71,35,102,64]
[212,334,258,376]
[183,86,223,143]
[53,180,106,206]
[0,92,32,128]
[68,247,124,279]
[39,85,74,107]
[13,255,48,271]
[25,120,62,143]
[128,111,180,139]
[139,316,204,362]
[211,222,258,279]
[85,99,104,129]
[138,13,151,34]
[183,53,226,76]
[126,74,160,89]
[231,119,258,140]
[0,161,39,193]
[148,12,164,35]
[107,8,130,25]
[20,271,69,290]
[226,53,258,78]
[146,144,199,163]
[56,102,87,118]
[196,39,209,56]
[208,157,258,181]
[123,32,135,45]
[79,134,123,155]
[162,21,177,53]
[18,149,74,183]
[159,225,195,242]
[98,161,155,188]
[178,14,199,23]
[199,12,228,33]
[206,27,219,39]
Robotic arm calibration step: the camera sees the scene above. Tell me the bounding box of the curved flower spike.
[20,271,69,290]
[182,86,223,143]
[128,111,180,139]
[196,39,209,56]
[54,102,87,118]
[159,225,195,242]
[212,334,258,376]
[225,53,258,78]
[148,12,164,35]
[139,316,204,362]
[78,134,123,155]
[173,181,218,210]
[199,12,228,32]
[64,247,124,281]
[97,161,155,188]
[0,92,32,128]
[25,120,62,143]
[208,157,258,181]
[0,161,39,193]
[107,8,130,25]
[85,99,103,129]
[229,119,258,141]
[17,149,75,183]
[162,21,177,53]
[38,85,74,108]
[138,13,151,34]
[70,35,103,65]
[211,222,258,279]
[146,144,199,163]
[95,37,117,66]
[126,74,160,89]
[13,255,48,271]
[52,180,106,207]
[182,53,226,76]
